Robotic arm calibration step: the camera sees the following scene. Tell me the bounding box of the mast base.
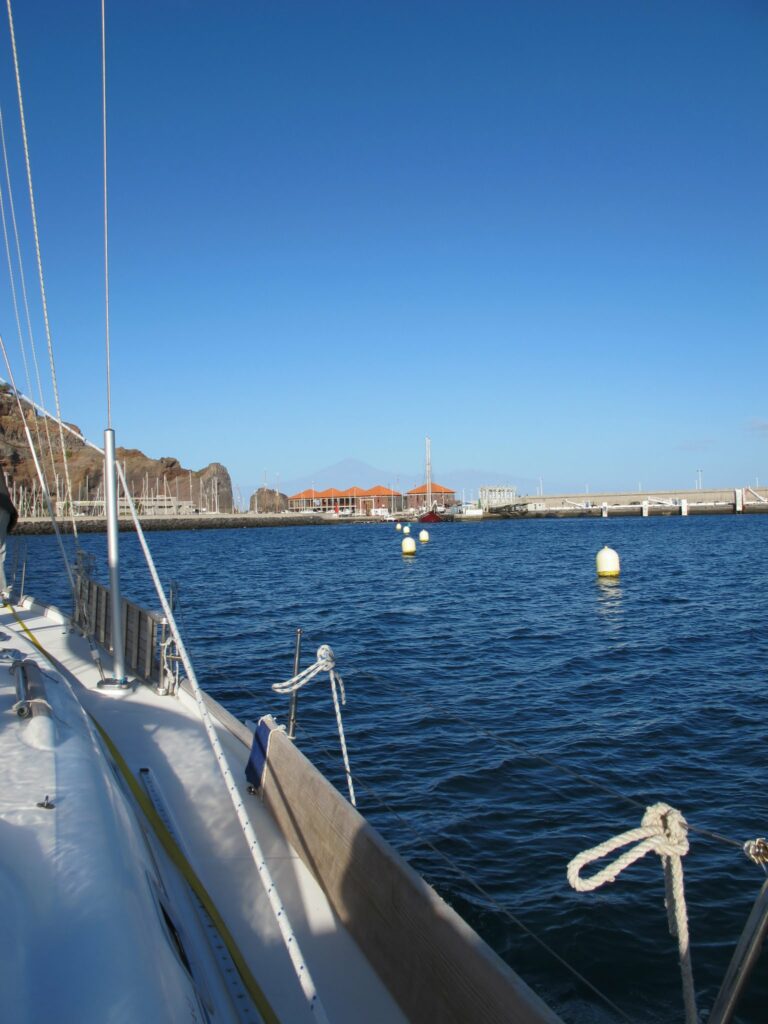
[98,677,132,690]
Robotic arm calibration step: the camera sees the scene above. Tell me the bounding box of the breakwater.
[14,513,341,535]
[496,486,768,518]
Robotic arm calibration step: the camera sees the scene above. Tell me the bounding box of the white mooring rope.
[567,802,698,1024]
[273,644,356,807]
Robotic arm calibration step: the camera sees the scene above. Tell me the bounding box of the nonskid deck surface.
[0,597,406,1024]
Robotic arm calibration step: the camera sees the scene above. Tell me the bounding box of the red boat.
[418,509,443,523]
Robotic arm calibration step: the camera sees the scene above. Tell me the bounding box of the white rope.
[113,463,330,1024]
[273,644,356,807]
[567,802,698,1024]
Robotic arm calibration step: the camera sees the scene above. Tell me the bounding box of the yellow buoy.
[401,536,416,556]
[596,545,620,577]
[403,525,411,535]
[419,529,429,543]
[395,523,402,532]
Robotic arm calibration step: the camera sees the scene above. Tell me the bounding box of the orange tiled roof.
[290,483,405,500]
[364,485,401,496]
[407,482,454,495]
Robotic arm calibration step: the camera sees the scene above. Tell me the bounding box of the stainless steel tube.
[104,428,126,684]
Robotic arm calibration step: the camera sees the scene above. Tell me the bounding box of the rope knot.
[567,802,697,1024]
[567,801,688,893]
[315,644,336,672]
[271,640,355,806]
[641,802,689,858]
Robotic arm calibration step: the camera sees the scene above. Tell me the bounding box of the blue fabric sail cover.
[245,718,273,789]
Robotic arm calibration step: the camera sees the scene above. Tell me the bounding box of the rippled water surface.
[16,515,768,1022]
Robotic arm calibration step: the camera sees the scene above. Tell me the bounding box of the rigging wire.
[0,150,40,450]
[0,337,76,594]
[6,0,79,540]
[0,105,57,492]
[0,152,32,408]
[0,380,97,449]
[101,0,112,428]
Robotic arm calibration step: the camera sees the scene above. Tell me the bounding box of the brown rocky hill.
[248,486,288,514]
[0,386,233,514]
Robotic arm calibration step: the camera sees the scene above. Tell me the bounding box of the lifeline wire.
[288,732,635,1024]
[419,700,745,853]
[237,669,630,1021]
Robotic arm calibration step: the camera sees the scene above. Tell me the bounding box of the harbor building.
[406,482,457,511]
[287,485,403,515]
[479,486,518,511]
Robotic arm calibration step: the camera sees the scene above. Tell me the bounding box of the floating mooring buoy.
[596,545,620,577]
[401,537,416,556]
[419,529,429,543]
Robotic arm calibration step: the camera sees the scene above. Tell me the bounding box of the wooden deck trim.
[258,717,562,1024]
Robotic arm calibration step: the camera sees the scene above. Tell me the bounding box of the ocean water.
[15,515,768,1023]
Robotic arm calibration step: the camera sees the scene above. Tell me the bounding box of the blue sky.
[0,1,765,497]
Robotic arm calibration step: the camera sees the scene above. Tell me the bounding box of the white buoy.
[401,536,416,556]
[596,545,620,577]
[395,522,402,532]
[419,529,429,543]
[403,525,411,535]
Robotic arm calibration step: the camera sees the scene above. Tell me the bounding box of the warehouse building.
[287,485,403,514]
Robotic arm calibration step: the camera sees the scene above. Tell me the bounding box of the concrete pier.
[497,487,768,519]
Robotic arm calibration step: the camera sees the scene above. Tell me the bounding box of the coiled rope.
[273,644,356,806]
[567,802,698,1024]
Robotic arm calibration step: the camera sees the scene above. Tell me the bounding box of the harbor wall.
[502,487,768,518]
[13,513,338,534]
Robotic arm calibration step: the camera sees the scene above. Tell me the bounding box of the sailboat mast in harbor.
[426,435,432,512]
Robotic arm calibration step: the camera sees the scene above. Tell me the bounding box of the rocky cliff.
[0,386,234,514]
[248,486,288,513]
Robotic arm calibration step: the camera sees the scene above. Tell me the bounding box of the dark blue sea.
[15,515,768,1022]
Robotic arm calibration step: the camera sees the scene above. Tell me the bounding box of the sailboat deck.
[0,597,407,1024]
